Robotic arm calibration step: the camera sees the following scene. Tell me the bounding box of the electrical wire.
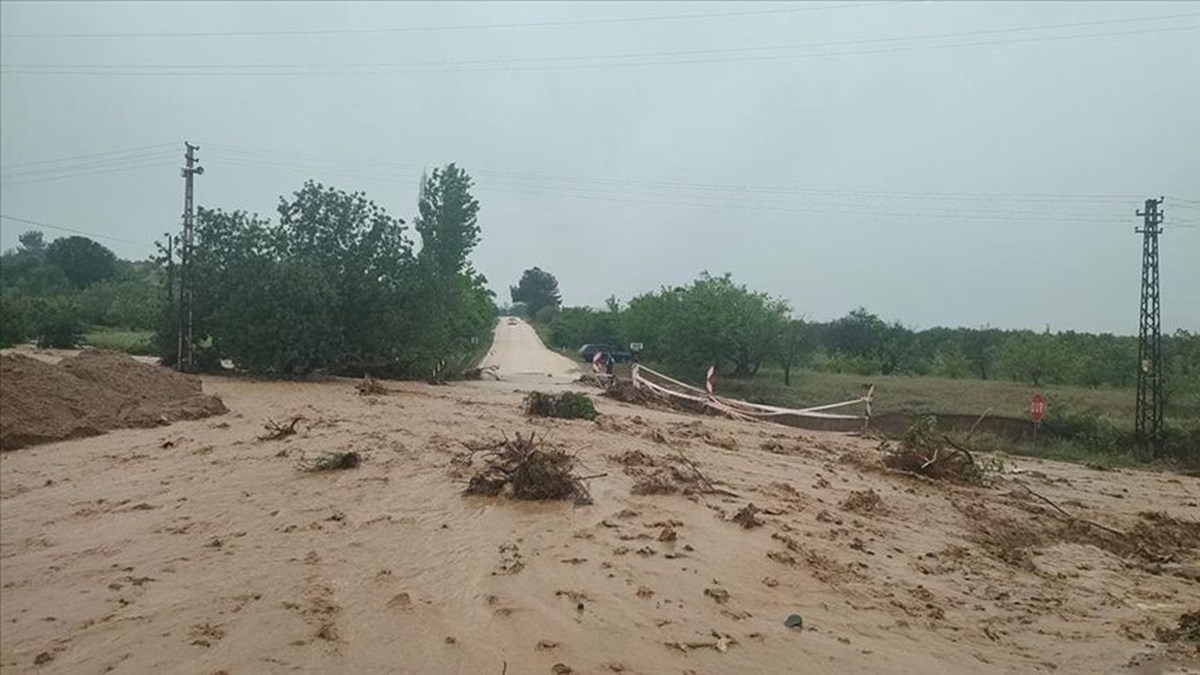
[4,23,1195,76]
[0,2,891,39]
[0,142,177,172]
[8,12,1195,71]
[0,158,179,186]
[201,143,1146,206]
[0,214,142,245]
[1,150,181,180]
[202,154,1137,226]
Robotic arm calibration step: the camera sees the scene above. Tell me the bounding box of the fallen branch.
[942,435,977,466]
[966,407,993,442]
[259,416,303,441]
[1012,480,1126,538]
[673,447,740,498]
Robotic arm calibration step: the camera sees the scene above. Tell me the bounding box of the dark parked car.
[578,344,631,363]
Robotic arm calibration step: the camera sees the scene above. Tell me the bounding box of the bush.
[1042,404,1128,454]
[524,391,597,420]
[31,297,84,348]
[0,295,28,347]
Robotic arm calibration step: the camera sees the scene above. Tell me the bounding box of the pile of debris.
[602,377,707,415]
[1,351,227,451]
[881,415,982,484]
[463,432,595,504]
[524,391,597,421]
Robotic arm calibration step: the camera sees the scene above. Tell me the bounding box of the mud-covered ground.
[2,365,1198,674]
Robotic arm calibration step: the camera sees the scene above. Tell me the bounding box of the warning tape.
[631,365,873,424]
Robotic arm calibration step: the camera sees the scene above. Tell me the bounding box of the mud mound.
[1,351,227,451]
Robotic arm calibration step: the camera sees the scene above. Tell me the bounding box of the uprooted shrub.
[464,431,592,503]
[524,391,597,421]
[882,415,983,484]
[300,451,361,472]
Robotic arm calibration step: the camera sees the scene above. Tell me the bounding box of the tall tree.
[415,164,480,277]
[510,267,562,317]
[44,235,117,289]
[411,165,493,367]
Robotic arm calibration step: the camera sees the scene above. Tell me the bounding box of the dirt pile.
[0,351,227,450]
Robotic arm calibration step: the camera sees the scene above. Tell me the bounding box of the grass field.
[716,367,1142,421]
[82,328,155,355]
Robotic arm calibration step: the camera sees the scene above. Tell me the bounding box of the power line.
[203,154,1134,225]
[0,158,179,186]
[1,150,180,180]
[0,2,891,39]
[0,142,177,171]
[0,214,142,245]
[4,23,1195,76]
[201,144,1144,205]
[8,12,1194,71]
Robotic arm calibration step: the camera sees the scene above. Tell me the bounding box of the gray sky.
[2,1,1197,333]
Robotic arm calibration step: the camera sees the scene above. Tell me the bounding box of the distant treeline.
[1,231,163,351]
[535,272,1199,404]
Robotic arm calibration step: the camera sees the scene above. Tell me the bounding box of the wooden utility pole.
[177,142,203,371]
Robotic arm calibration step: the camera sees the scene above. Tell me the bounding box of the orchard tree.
[511,267,562,317]
[777,318,817,386]
[45,235,118,289]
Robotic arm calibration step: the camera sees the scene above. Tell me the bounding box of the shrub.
[0,295,28,347]
[31,297,84,348]
[524,391,597,420]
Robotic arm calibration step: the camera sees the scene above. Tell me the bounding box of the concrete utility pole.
[177,142,203,371]
[1134,197,1164,459]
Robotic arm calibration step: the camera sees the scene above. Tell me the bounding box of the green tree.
[778,318,817,386]
[45,235,118,289]
[511,267,562,317]
[169,176,494,377]
[211,259,341,374]
[622,272,786,377]
[994,331,1071,386]
[30,296,84,348]
[412,165,494,369]
[415,164,480,277]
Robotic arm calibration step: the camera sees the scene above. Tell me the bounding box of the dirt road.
[478,318,582,385]
[1,351,1198,674]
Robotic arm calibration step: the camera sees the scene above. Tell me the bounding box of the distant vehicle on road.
[507,318,518,325]
[578,344,631,363]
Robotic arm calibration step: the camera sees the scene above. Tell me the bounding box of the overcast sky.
[1,1,1197,333]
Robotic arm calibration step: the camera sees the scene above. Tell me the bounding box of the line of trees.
[163,164,496,376]
[526,270,1199,404]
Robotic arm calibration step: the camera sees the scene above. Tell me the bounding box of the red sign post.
[1030,391,1045,442]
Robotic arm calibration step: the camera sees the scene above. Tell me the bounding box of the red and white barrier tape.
[631,365,873,422]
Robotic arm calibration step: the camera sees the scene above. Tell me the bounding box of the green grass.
[646,364,1198,468]
[951,431,1139,469]
[81,327,155,355]
[715,366,1148,421]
